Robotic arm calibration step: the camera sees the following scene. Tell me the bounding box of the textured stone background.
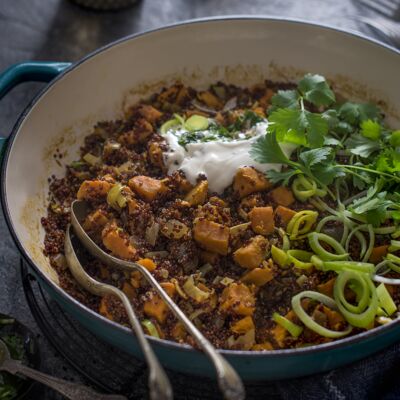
[0,0,394,399]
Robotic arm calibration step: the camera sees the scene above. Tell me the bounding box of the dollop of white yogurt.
[163,122,295,193]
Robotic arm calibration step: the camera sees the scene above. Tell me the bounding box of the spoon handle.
[2,360,126,400]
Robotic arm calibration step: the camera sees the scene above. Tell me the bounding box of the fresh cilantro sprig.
[250,73,400,211]
[349,179,400,226]
[270,74,336,111]
[250,132,344,189]
[268,102,329,148]
[267,74,336,149]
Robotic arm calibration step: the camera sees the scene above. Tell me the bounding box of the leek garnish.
[272,312,303,338]
[182,275,210,303]
[334,271,378,328]
[271,245,288,268]
[389,240,400,253]
[160,113,186,134]
[141,319,160,338]
[376,284,397,316]
[287,210,318,240]
[291,291,352,338]
[318,260,375,275]
[106,183,127,210]
[83,152,101,166]
[308,232,348,261]
[287,250,314,270]
[292,175,327,202]
[184,115,209,132]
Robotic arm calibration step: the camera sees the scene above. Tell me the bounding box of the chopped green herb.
[360,119,381,140]
[298,74,336,107]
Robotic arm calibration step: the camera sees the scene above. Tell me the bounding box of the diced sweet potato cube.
[220,283,255,316]
[137,105,163,123]
[258,88,274,107]
[77,180,112,200]
[241,266,274,287]
[270,325,286,348]
[130,271,142,289]
[122,282,135,299]
[99,296,114,321]
[82,209,109,231]
[137,258,157,272]
[274,206,296,227]
[197,91,223,109]
[369,245,389,264]
[193,219,230,255]
[231,316,255,334]
[270,187,295,207]
[270,310,297,347]
[184,180,208,206]
[127,198,140,214]
[171,172,193,194]
[252,342,274,351]
[102,222,136,260]
[233,235,268,269]
[322,306,345,331]
[143,294,169,324]
[317,278,336,298]
[171,322,187,341]
[176,86,191,105]
[160,282,176,297]
[128,176,168,202]
[118,119,154,146]
[248,206,275,235]
[148,142,164,168]
[157,85,179,103]
[233,167,272,198]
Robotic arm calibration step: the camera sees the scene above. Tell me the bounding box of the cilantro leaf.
[306,112,329,148]
[268,108,328,148]
[375,149,400,173]
[249,132,292,165]
[286,147,344,187]
[266,168,300,185]
[324,136,342,147]
[345,134,381,157]
[350,190,397,227]
[348,180,399,226]
[298,148,344,186]
[390,130,400,147]
[268,108,305,142]
[298,74,335,107]
[322,109,339,130]
[335,121,354,135]
[299,148,331,167]
[270,90,300,111]
[312,162,345,186]
[360,119,381,140]
[338,102,382,126]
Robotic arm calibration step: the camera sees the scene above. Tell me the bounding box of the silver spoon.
[69,199,245,400]
[65,226,173,400]
[0,338,126,400]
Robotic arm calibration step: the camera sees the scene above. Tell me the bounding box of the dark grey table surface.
[0,1,396,399]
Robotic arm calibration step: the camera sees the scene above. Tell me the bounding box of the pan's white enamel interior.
[4,18,400,284]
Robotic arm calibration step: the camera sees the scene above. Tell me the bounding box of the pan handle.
[0,61,71,161]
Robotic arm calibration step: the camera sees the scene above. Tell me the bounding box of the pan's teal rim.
[1,16,400,359]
